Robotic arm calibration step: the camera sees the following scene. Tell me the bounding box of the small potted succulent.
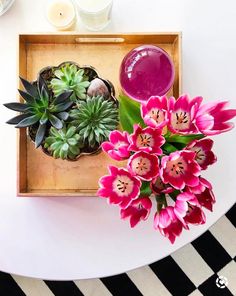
[4,61,119,160]
[44,125,82,160]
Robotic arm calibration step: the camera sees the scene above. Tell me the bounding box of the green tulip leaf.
[166,134,205,145]
[119,95,145,133]
[162,142,178,154]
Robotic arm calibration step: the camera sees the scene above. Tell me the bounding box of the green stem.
[156,193,167,212]
[157,201,163,212]
[169,189,180,201]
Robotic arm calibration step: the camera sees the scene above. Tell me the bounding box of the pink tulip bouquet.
[97,94,236,243]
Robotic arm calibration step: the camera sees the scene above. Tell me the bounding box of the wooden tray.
[18,32,182,197]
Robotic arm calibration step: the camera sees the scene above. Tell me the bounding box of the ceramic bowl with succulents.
[4,61,119,161]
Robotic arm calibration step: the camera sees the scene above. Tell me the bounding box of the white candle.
[76,0,113,31]
[47,0,76,30]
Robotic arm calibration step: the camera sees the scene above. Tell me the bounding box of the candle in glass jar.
[76,0,113,31]
[47,0,76,30]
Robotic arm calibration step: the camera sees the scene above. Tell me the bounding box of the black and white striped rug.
[0,204,235,296]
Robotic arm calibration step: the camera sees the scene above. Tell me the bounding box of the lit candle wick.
[59,12,63,16]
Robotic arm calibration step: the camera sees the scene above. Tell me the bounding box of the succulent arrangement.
[69,96,119,149]
[44,126,81,160]
[4,61,119,160]
[4,77,73,148]
[50,63,90,101]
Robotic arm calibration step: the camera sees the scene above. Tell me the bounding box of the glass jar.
[76,0,113,31]
[0,0,15,16]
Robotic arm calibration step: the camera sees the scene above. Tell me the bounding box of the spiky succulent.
[50,63,90,101]
[44,125,82,160]
[4,76,73,148]
[69,96,119,148]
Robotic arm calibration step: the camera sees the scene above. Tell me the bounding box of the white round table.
[0,0,236,280]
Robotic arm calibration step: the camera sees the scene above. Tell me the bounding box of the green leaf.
[50,127,61,137]
[52,101,74,112]
[171,142,187,150]
[67,138,77,146]
[54,91,73,104]
[16,114,40,127]
[40,85,49,102]
[82,126,90,139]
[35,123,46,148]
[88,130,95,144]
[75,134,80,142]
[54,69,64,79]
[78,81,90,88]
[20,77,38,98]
[57,111,69,121]
[156,194,167,211]
[6,113,31,125]
[62,143,69,151]
[61,126,67,135]
[18,89,35,104]
[66,126,76,138]
[119,95,145,133]
[51,142,62,150]
[59,147,67,159]
[40,111,48,125]
[75,120,87,129]
[168,190,180,200]
[4,102,30,112]
[49,115,63,129]
[140,181,152,197]
[162,142,178,154]
[69,145,80,156]
[53,147,61,158]
[76,91,86,100]
[38,75,49,95]
[166,134,205,145]
[44,136,55,146]
[100,117,118,124]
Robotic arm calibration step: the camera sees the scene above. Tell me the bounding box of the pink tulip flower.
[141,96,169,128]
[128,124,165,154]
[102,130,130,161]
[120,197,152,227]
[188,177,216,211]
[128,151,159,181]
[186,138,217,170]
[154,206,183,244]
[160,150,201,190]
[174,192,206,227]
[151,176,174,195]
[97,166,141,209]
[196,101,236,135]
[168,94,203,134]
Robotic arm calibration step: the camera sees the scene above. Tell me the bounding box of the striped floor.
[0,204,235,296]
